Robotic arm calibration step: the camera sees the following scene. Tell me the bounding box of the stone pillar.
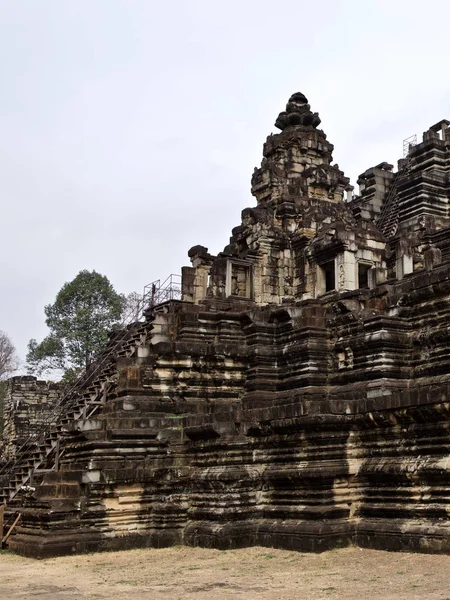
[184,246,215,304]
[424,246,442,271]
[181,266,195,302]
[396,253,413,279]
[337,251,356,292]
[396,239,413,279]
[193,264,210,304]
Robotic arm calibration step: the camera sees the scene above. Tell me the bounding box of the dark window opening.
[358,263,371,289]
[323,261,335,292]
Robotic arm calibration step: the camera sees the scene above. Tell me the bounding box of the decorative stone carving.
[5,94,450,559]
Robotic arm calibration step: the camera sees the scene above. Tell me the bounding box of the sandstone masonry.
[2,93,450,557]
[2,377,61,461]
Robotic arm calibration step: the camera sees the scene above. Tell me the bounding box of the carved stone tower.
[183,93,387,304]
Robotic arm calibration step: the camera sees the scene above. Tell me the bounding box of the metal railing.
[377,138,417,239]
[143,274,182,308]
[0,274,183,503]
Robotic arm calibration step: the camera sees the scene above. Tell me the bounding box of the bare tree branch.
[0,330,19,380]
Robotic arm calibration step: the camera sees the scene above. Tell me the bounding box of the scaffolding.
[143,274,182,309]
[0,273,183,503]
[403,134,417,158]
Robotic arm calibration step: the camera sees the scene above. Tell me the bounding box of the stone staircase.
[0,321,150,505]
[377,154,413,238]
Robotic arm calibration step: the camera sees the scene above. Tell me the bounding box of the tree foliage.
[27,270,125,377]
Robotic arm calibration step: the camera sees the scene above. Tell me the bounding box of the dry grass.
[1,545,450,599]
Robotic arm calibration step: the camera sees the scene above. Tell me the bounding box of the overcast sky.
[1,0,450,367]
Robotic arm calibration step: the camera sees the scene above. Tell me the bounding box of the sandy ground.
[1,545,450,599]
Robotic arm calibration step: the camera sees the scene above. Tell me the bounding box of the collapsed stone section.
[4,94,450,558]
[2,377,61,461]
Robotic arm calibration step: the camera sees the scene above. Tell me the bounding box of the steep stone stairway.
[0,320,150,505]
[377,153,414,238]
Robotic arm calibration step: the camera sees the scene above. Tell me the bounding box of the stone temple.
[2,93,450,557]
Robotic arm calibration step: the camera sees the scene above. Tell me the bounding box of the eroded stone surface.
[4,94,450,557]
[2,377,61,460]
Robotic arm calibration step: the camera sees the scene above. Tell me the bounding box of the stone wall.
[8,270,450,558]
[5,93,450,558]
[1,376,61,460]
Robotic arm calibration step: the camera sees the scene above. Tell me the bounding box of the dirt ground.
[2,545,450,600]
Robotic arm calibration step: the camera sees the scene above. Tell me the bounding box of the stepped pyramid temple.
[3,93,450,557]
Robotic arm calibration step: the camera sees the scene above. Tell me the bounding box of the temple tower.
[182,93,386,304]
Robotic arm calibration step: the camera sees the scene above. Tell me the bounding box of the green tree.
[27,270,125,378]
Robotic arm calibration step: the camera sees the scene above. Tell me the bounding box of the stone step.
[1,319,152,502]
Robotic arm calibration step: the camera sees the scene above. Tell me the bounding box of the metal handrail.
[377,153,414,238]
[143,274,182,307]
[0,274,183,502]
[0,293,151,500]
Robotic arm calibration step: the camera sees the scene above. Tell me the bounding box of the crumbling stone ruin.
[1,377,61,462]
[2,93,450,558]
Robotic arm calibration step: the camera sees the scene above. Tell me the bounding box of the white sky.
[1,0,450,366]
